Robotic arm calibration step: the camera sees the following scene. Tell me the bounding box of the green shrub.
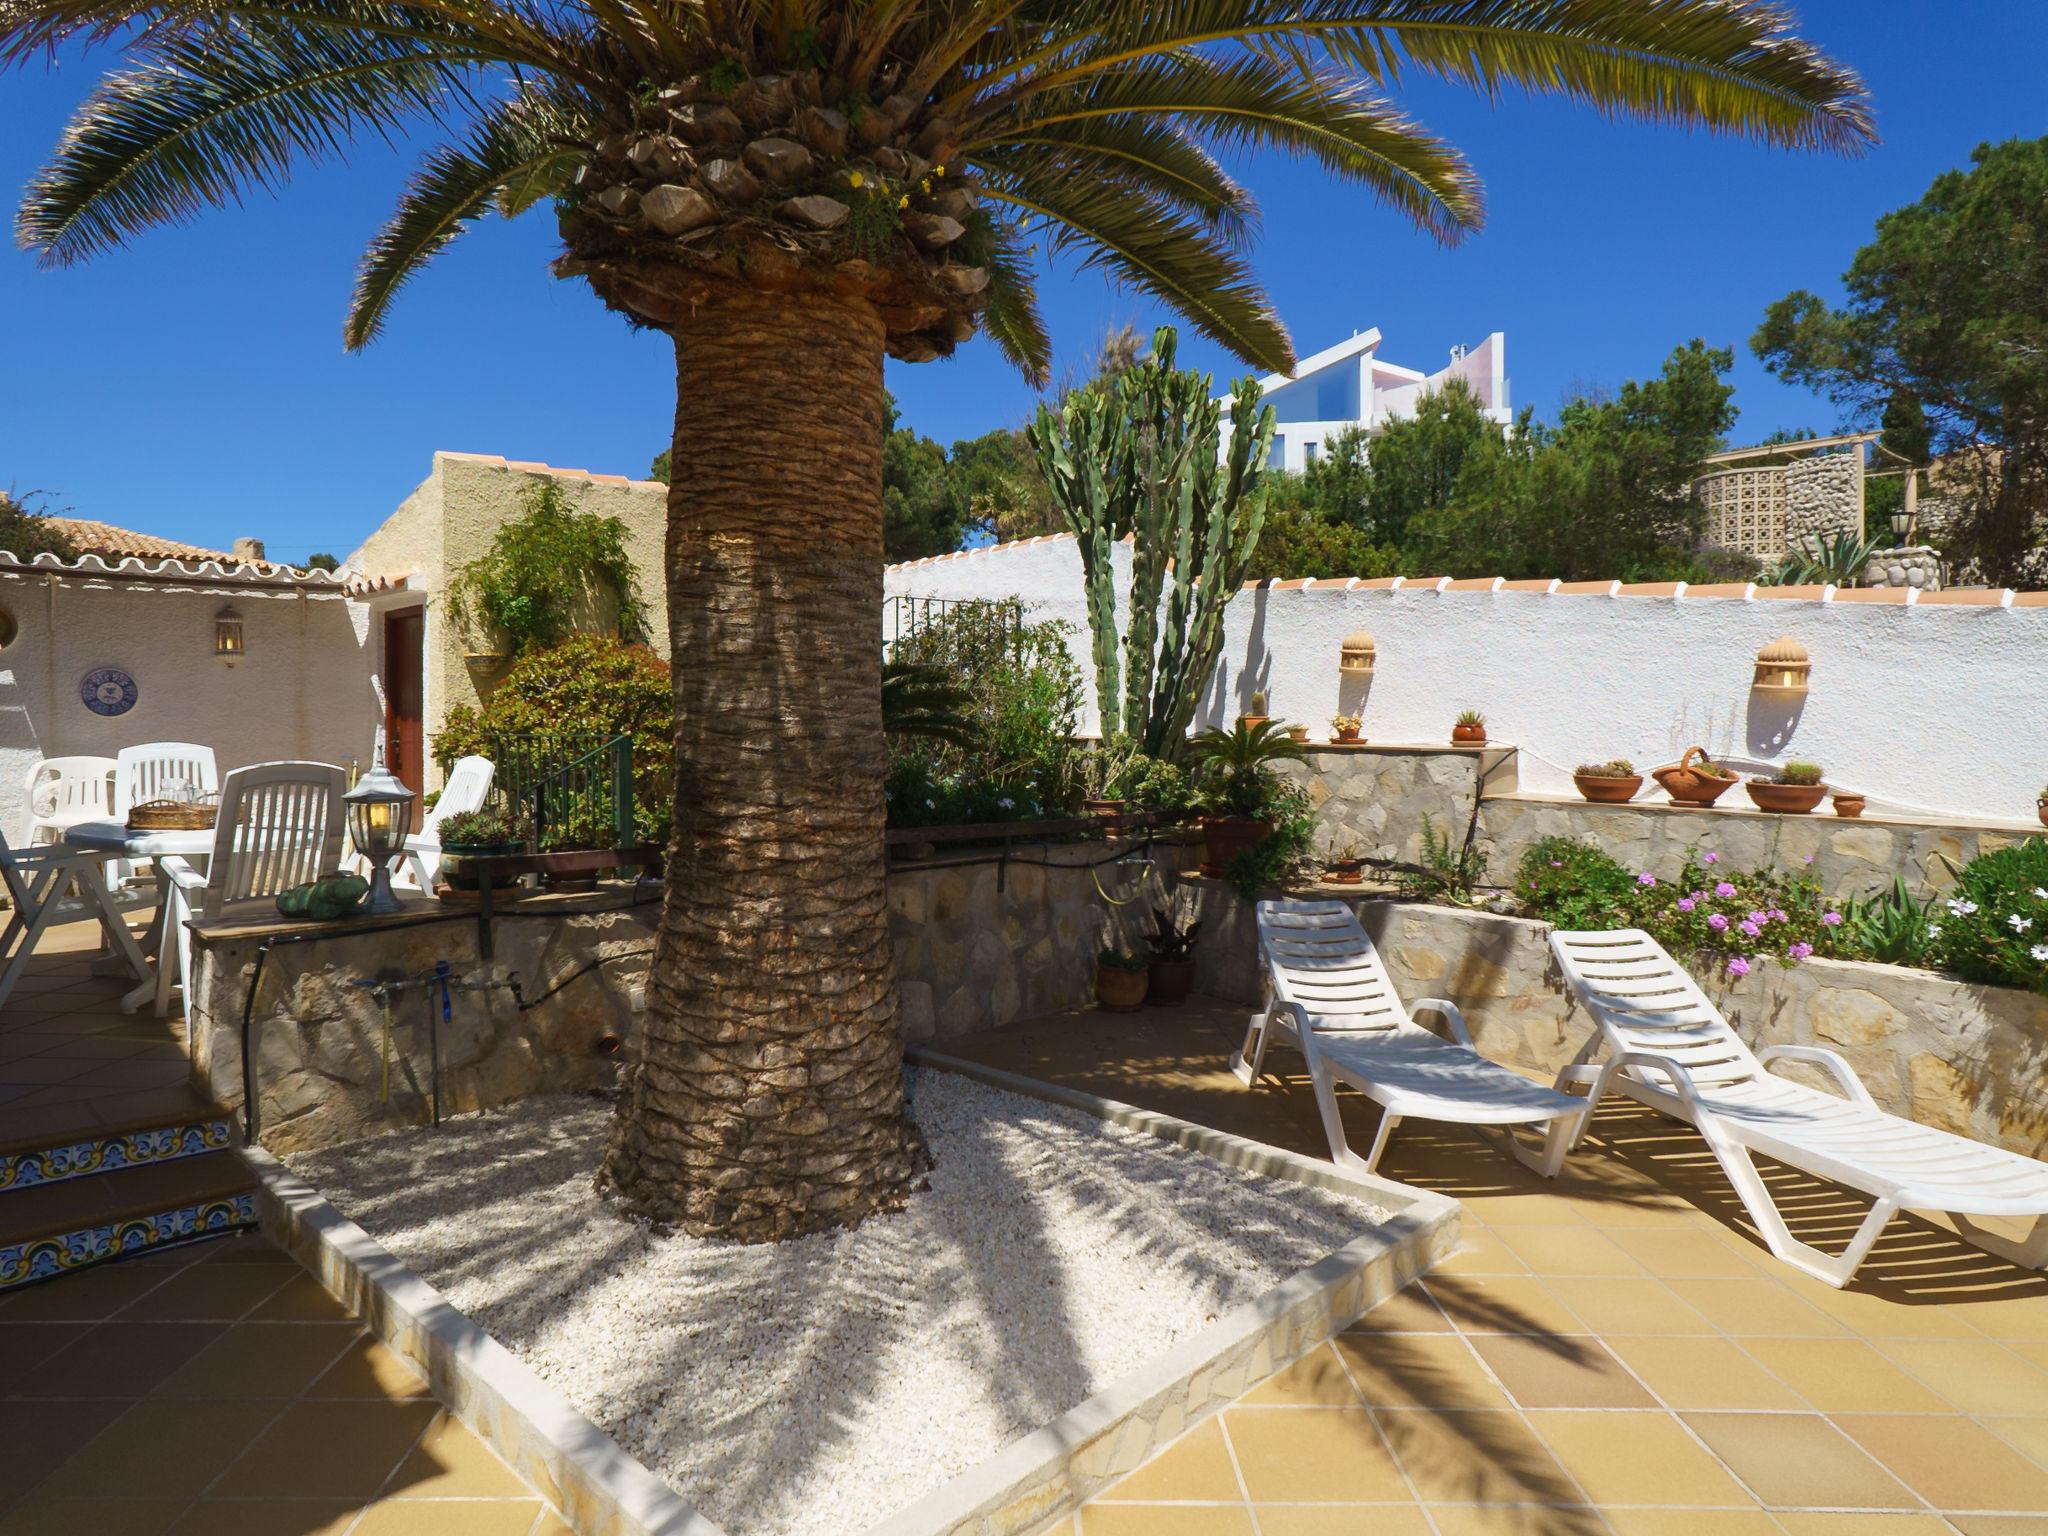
[1515,838,1639,932]
[1931,841,2048,994]
[1825,877,1937,967]
[445,480,648,655]
[1219,779,1316,901]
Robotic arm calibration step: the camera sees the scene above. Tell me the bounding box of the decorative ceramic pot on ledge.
[1146,958,1195,1007]
[1325,859,1364,885]
[1452,722,1487,745]
[1573,773,1643,805]
[1745,780,1829,814]
[1832,792,1867,819]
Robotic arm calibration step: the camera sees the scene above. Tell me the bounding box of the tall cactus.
[1030,325,1276,758]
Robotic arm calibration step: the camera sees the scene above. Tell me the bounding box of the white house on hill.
[1221,327,1509,472]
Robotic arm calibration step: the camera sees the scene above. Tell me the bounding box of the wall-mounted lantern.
[1752,635,1811,698]
[1339,629,1376,677]
[214,606,245,666]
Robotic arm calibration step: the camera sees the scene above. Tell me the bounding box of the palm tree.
[8,2,1870,1242]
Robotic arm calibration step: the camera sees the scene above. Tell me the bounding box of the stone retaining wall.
[1188,884,2048,1157]
[1474,794,2034,902]
[890,835,1191,1044]
[1279,743,1514,865]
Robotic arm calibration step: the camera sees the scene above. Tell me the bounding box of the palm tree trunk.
[599,284,928,1241]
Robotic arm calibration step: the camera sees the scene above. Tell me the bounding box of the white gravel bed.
[287,1069,1384,1536]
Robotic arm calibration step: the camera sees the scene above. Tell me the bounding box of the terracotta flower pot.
[1083,797,1126,817]
[1324,860,1364,885]
[1573,773,1643,804]
[1237,714,1270,730]
[1146,958,1196,1007]
[1745,780,1828,814]
[1200,816,1271,876]
[1332,728,1362,744]
[1095,964,1148,1013]
[1652,747,1737,808]
[1832,792,1867,819]
[1452,723,1487,745]
[1287,725,1310,743]
[2039,798,2047,829]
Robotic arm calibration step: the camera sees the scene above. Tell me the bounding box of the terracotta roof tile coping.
[1681,582,1757,598]
[1756,583,1834,600]
[1441,576,1502,592]
[1615,581,1683,596]
[2011,592,2048,607]
[1400,576,1450,590]
[1499,578,1561,593]
[1553,579,1620,595]
[1829,587,1913,604]
[1916,587,2015,606]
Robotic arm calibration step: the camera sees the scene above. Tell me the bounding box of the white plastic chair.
[153,761,348,1015]
[1235,900,1590,1176]
[395,755,494,890]
[1550,927,2048,1286]
[110,743,220,888]
[23,756,117,845]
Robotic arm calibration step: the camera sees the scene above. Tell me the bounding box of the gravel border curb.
[245,1145,729,1536]
[890,1048,1460,1536]
[251,1059,1458,1536]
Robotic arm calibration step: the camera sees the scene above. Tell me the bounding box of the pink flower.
[1822,911,1842,926]
[1747,911,1768,926]
[1707,913,1730,932]
[1803,854,1815,865]
[1637,872,1657,887]
[1738,920,1761,938]
[1550,860,1562,868]
[1715,882,1736,898]
[1727,956,1751,977]
[1702,851,1720,865]
[1768,908,1788,923]
[1787,941,1813,961]
[1676,897,1696,912]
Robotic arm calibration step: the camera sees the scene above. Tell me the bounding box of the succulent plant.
[1247,689,1269,716]
[1456,709,1486,726]
[1777,761,1825,786]
[1576,759,1636,778]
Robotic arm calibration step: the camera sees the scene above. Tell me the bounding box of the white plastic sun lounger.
[1234,900,1590,1176]
[1550,927,2048,1287]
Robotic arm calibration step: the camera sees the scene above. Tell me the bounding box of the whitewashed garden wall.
[886,535,2048,825]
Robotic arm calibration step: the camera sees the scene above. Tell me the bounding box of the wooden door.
[382,608,425,830]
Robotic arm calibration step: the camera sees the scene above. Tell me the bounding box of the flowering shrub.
[1930,840,2048,994]
[1516,839,1830,975]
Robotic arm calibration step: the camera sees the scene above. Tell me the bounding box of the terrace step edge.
[0,1153,258,1290]
[0,1104,239,1191]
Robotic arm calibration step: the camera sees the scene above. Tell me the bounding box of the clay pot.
[1095,963,1148,1013]
[1832,792,1867,819]
[1452,722,1487,745]
[1200,816,1271,876]
[1652,747,1738,808]
[1325,859,1364,885]
[1745,780,1828,814]
[1238,714,1270,731]
[1146,958,1195,1007]
[1332,728,1362,744]
[2039,798,2047,829]
[1083,797,1126,817]
[1573,773,1643,805]
[1287,725,1310,743]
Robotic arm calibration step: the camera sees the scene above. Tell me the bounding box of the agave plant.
[9,1,1870,1241]
[1765,528,1888,587]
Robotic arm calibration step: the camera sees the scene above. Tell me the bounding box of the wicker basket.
[126,799,217,832]
[1652,746,1738,807]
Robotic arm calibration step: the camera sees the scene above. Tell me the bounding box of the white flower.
[1946,898,1979,917]
[2033,945,2048,962]
[1926,924,1942,939]
[2009,914,2034,932]
[2034,887,2048,900]
[925,798,936,809]
[997,796,1015,810]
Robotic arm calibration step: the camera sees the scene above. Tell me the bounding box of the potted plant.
[1145,902,1202,1006]
[1080,735,1142,818]
[1746,760,1828,814]
[1285,723,1311,744]
[1185,720,1310,876]
[1452,710,1487,745]
[1573,759,1642,804]
[1239,690,1271,729]
[1652,746,1738,808]
[1330,712,1362,744]
[1324,838,1365,885]
[2039,784,2047,829]
[437,808,523,893]
[1832,789,1868,819]
[1095,948,1149,1012]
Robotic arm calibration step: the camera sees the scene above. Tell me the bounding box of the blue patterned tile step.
[0,1116,237,1192]
[0,1192,258,1289]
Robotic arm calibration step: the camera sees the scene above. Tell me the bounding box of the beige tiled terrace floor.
[0,1230,571,1536]
[950,1000,2048,1536]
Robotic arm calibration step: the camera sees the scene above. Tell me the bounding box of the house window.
[1268,435,1285,469]
[1303,442,1320,465]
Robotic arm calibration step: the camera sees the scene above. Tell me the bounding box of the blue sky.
[4,2,2045,564]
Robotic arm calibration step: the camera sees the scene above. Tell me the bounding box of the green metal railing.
[474,730,638,850]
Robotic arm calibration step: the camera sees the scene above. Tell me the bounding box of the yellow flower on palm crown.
[898,195,909,208]
[933,165,946,176]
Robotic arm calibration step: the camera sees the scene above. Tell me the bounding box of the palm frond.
[980,165,1292,372]
[16,17,488,264]
[975,216,1052,387]
[989,113,1257,244]
[881,659,978,749]
[980,50,1480,242]
[347,93,588,348]
[970,0,1873,155]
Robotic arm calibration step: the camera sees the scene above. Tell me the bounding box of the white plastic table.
[63,820,213,1013]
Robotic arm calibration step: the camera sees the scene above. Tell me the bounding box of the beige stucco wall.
[348,451,670,791]
[0,566,385,840]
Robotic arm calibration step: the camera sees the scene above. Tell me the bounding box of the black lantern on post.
[344,729,415,915]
